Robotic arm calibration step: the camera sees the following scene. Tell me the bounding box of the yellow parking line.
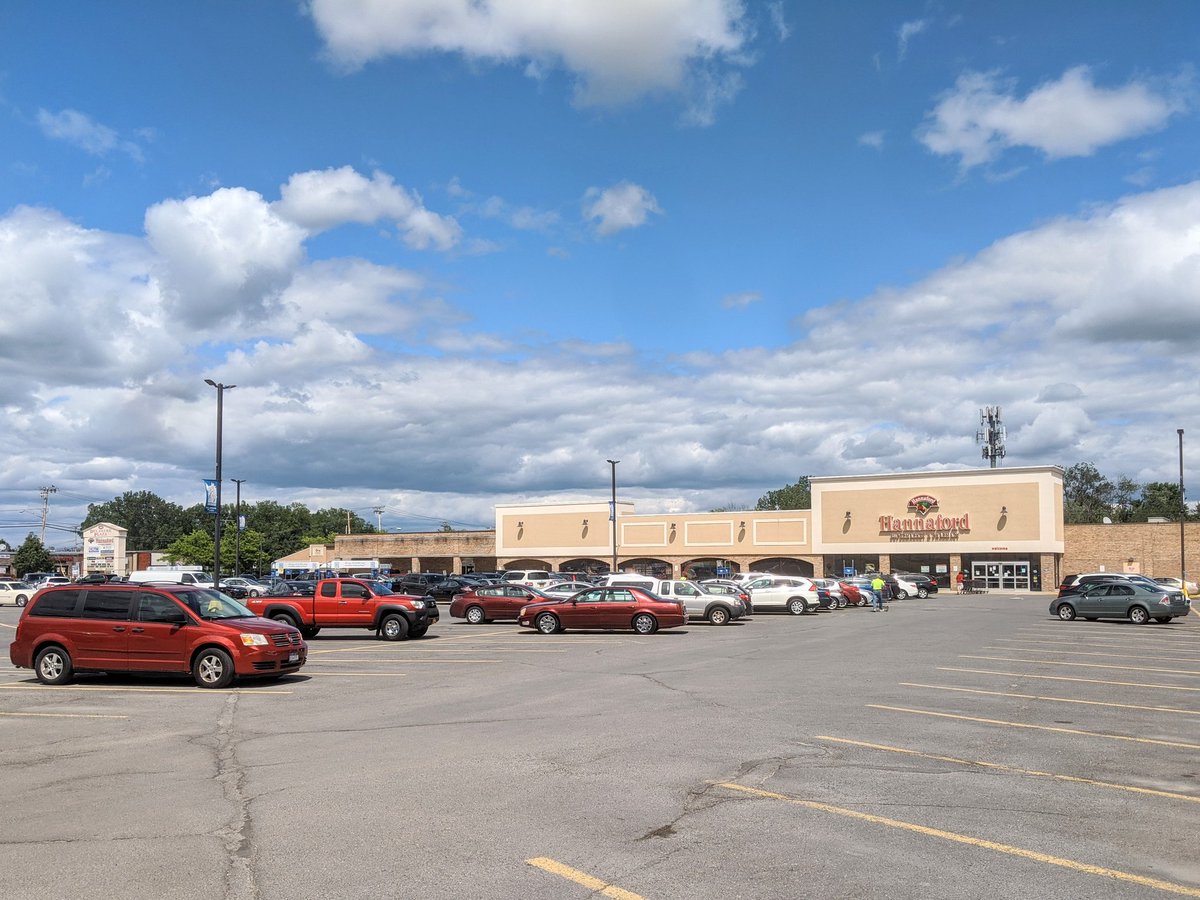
[714,782,1200,897]
[899,682,1200,716]
[0,711,128,719]
[526,857,647,900]
[867,705,1200,750]
[816,736,1200,803]
[0,683,292,695]
[960,655,1200,676]
[939,666,1200,692]
[983,646,1200,663]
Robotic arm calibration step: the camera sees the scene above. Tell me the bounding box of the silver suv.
[611,578,745,625]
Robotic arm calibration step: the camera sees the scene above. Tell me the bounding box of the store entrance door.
[972,561,1030,590]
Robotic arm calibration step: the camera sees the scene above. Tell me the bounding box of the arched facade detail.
[749,556,814,577]
[559,558,609,576]
[503,557,554,571]
[680,557,740,580]
[619,557,672,578]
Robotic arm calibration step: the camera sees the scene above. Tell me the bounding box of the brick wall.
[1062,522,1199,580]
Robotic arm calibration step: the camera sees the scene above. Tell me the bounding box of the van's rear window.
[30,589,83,617]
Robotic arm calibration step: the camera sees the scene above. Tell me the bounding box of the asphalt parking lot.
[1,593,1197,900]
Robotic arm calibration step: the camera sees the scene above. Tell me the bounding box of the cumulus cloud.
[582,182,663,236]
[275,167,462,250]
[36,108,145,161]
[918,66,1185,170]
[306,0,750,112]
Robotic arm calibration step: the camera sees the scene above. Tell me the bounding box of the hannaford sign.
[879,495,970,542]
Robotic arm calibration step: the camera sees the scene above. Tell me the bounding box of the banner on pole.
[203,480,218,514]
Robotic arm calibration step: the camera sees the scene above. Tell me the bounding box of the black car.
[1056,573,1127,598]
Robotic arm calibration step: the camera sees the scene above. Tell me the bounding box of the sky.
[2,1,1199,547]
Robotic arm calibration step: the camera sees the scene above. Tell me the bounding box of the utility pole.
[38,485,57,544]
[1179,429,1187,589]
[976,406,1006,468]
[606,459,620,575]
[346,510,352,535]
[373,506,385,531]
[232,479,246,576]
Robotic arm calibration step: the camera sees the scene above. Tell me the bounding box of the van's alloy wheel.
[34,646,73,685]
[194,648,235,689]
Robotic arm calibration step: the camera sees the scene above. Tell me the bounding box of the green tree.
[1131,481,1187,521]
[81,490,191,550]
[1062,462,1116,523]
[755,477,812,511]
[309,507,375,537]
[13,533,54,577]
[222,528,269,574]
[162,530,214,566]
[299,531,337,547]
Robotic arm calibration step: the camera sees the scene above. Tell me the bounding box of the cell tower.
[976,407,1006,468]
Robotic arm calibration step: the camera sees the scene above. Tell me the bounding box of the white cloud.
[275,167,462,250]
[306,0,750,111]
[896,19,928,60]
[721,290,761,309]
[36,108,144,162]
[918,66,1185,170]
[767,2,790,41]
[858,130,885,149]
[582,182,663,236]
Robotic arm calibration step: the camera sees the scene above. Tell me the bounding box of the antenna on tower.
[976,407,1006,468]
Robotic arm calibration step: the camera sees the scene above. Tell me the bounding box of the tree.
[81,491,191,550]
[1131,481,1187,521]
[755,477,812,511]
[1062,462,1116,523]
[162,530,214,567]
[14,534,54,576]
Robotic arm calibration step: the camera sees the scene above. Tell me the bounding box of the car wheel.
[193,647,235,689]
[1056,604,1077,621]
[249,589,260,597]
[300,626,320,639]
[271,612,299,630]
[838,596,848,609]
[707,606,729,626]
[1083,617,1098,621]
[633,613,658,634]
[1129,606,1150,625]
[895,589,909,600]
[34,645,73,685]
[536,613,559,635]
[787,597,806,616]
[917,588,929,599]
[16,594,28,607]
[410,625,429,638]
[465,605,486,625]
[380,614,408,641]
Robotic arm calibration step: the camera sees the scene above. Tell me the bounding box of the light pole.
[205,379,235,588]
[606,459,619,575]
[1179,429,1186,590]
[232,478,246,577]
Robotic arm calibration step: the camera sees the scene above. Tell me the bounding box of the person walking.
[870,574,886,611]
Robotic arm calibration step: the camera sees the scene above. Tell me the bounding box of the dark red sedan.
[517,586,686,635]
[449,584,552,623]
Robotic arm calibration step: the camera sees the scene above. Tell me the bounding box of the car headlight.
[409,598,425,609]
[239,633,269,646]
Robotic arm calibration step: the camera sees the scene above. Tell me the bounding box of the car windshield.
[177,589,256,620]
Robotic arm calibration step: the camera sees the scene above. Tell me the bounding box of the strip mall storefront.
[486,466,1064,589]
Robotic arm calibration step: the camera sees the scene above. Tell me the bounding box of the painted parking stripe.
[992,638,1200,655]
[983,646,1200,664]
[715,782,1200,897]
[0,710,128,719]
[960,655,1200,676]
[899,682,1200,716]
[868,705,1200,750]
[0,683,292,695]
[526,857,647,899]
[939,666,1200,692]
[816,736,1200,804]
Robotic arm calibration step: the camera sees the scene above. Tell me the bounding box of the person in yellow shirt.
[870,574,886,611]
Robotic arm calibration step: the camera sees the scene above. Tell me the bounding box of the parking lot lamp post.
[1179,429,1187,589]
[232,478,245,577]
[205,379,235,588]
[607,459,619,575]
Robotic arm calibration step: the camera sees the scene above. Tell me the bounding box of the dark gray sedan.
[1050,581,1190,624]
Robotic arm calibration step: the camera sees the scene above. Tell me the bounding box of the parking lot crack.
[210,693,260,900]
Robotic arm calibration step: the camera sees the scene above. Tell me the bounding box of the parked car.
[75,573,121,585]
[608,578,746,625]
[501,569,558,589]
[29,575,71,590]
[813,578,847,608]
[0,580,34,607]
[9,583,307,688]
[838,579,870,606]
[1050,581,1190,624]
[697,581,754,615]
[220,577,269,597]
[390,573,445,594]
[268,580,316,597]
[1154,576,1199,597]
[423,577,480,601]
[892,573,938,599]
[542,581,587,598]
[1056,573,1132,598]
[517,586,687,635]
[742,575,820,615]
[450,585,554,623]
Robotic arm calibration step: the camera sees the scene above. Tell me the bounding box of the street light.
[606,459,619,575]
[1179,429,1186,590]
[205,379,235,588]
[232,478,246,577]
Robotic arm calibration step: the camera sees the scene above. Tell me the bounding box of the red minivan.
[9,583,307,689]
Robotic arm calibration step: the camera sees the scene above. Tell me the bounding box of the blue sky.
[2,1,1199,544]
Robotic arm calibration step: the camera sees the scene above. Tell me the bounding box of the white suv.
[501,570,556,589]
[743,575,819,615]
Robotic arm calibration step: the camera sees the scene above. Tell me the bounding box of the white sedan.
[219,577,269,597]
[0,581,34,607]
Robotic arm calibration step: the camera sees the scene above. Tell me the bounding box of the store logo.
[907,494,938,516]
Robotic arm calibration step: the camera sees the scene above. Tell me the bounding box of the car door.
[127,591,193,672]
[74,588,134,669]
[560,588,604,627]
[592,588,637,628]
[670,582,704,619]
[745,578,783,609]
[315,580,346,623]
[1102,583,1136,617]
[503,586,537,617]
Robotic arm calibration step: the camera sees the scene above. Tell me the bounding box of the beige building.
[316,466,1069,591]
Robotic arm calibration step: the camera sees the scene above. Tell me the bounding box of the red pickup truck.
[245,578,437,641]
